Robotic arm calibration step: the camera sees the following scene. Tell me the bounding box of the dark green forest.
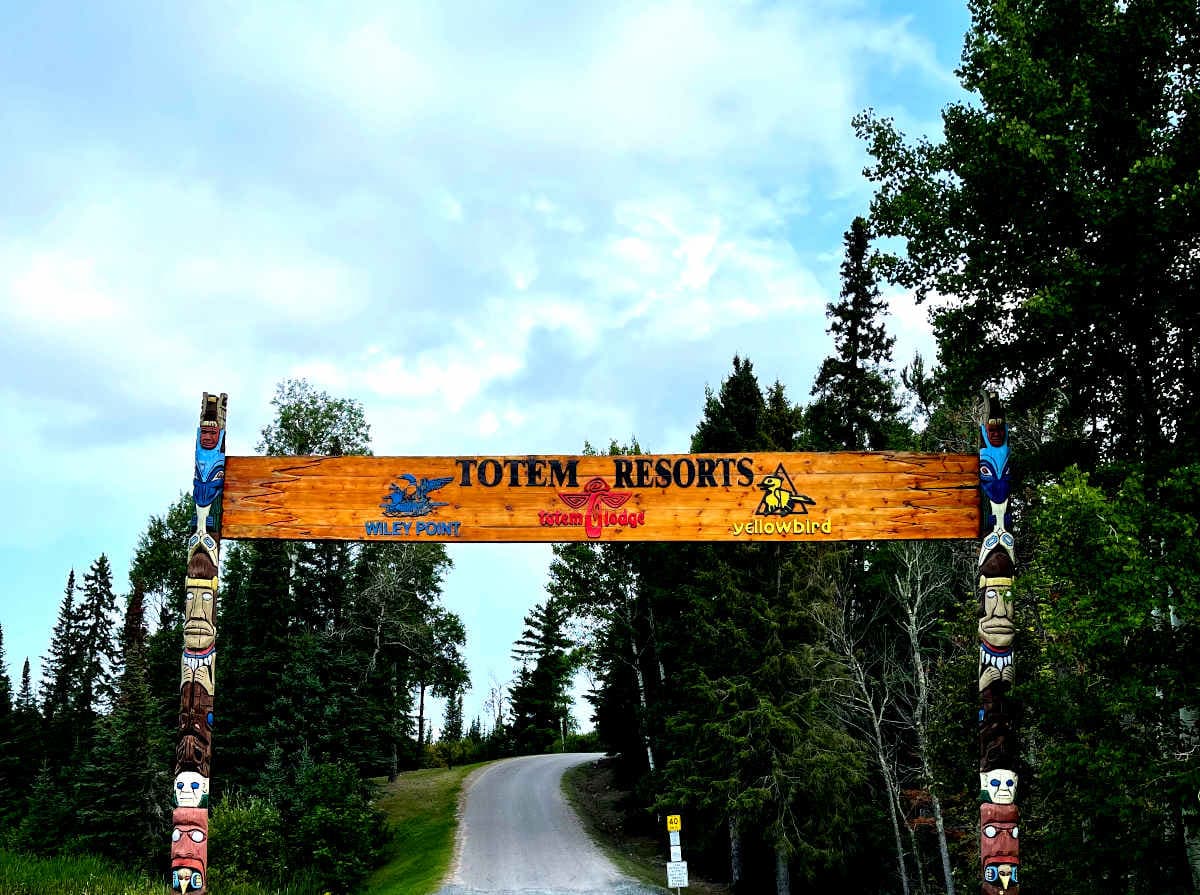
[2,0,1199,892]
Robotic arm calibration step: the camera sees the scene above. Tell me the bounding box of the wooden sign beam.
[221,452,978,543]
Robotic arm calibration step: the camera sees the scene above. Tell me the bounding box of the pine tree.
[17,762,73,854]
[77,554,120,722]
[41,569,83,769]
[41,570,78,712]
[3,659,42,817]
[509,597,575,754]
[0,625,16,822]
[442,690,464,743]
[74,582,168,868]
[0,624,11,719]
[807,216,902,451]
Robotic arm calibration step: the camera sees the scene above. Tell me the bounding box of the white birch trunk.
[774,844,791,895]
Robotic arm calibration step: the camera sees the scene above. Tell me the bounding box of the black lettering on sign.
[635,457,654,488]
[548,459,578,488]
[456,459,476,486]
[673,458,696,488]
[477,459,503,487]
[737,457,755,486]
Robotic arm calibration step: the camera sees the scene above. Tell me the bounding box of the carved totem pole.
[172,392,225,894]
[976,392,1018,893]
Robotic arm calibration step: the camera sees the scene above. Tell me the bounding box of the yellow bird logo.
[755,466,816,516]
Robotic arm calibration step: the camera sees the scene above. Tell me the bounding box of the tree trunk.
[389,660,399,782]
[774,844,790,895]
[417,680,426,749]
[899,546,955,895]
[883,762,912,895]
[728,815,742,890]
[645,600,667,688]
[906,821,928,895]
[629,634,656,772]
[930,790,955,895]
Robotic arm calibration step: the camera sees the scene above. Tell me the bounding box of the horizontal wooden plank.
[221,452,980,543]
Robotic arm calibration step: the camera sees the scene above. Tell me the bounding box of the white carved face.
[174,772,210,807]
[980,770,1018,804]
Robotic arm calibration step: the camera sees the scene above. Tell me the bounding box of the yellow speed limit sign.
[666,814,681,831]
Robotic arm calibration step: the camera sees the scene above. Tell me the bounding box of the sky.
[0,0,970,733]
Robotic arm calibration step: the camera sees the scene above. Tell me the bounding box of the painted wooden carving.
[172,392,225,894]
[976,392,1019,892]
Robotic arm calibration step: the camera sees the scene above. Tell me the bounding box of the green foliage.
[1017,465,1200,893]
[807,216,902,451]
[509,597,577,755]
[208,793,287,886]
[289,762,388,892]
[0,848,164,895]
[258,378,372,457]
[858,0,1200,472]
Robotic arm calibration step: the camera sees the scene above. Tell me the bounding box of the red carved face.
[981,803,1019,867]
[199,425,220,450]
[171,807,208,892]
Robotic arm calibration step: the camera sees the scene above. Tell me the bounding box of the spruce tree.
[4,659,42,816]
[77,554,120,721]
[0,624,11,719]
[807,216,902,451]
[41,569,83,769]
[0,625,15,823]
[509,597,575,754]
[442,690,464,743]
[75,582,167,868]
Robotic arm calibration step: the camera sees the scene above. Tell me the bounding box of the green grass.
[1,761,487,895]
[0,849,164,895]
[561,761,669,893]
[561,760,728,895]
[363,761,492,895]
[0,848,322,895]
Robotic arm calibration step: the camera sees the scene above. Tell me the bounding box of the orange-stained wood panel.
[221,452,980,543]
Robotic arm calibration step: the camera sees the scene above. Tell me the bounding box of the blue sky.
[0,0,969,731]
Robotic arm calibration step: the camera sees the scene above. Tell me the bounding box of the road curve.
[437,752,659,895]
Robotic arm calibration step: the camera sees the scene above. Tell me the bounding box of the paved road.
[437,752,659,895]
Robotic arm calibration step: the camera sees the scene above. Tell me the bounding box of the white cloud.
[0,0,964,725]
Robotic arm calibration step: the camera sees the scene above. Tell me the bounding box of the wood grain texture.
[221,452,979,542]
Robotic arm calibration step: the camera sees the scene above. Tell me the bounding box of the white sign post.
[665,815,688,891]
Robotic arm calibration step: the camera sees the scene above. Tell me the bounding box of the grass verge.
[0,849,164,895]
[0,849,320,895]
[561,757,729,895]
[364,761,492,895]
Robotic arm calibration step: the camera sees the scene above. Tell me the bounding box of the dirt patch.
[563,757,730,895]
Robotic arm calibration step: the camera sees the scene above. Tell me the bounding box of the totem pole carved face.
[175,734,211,778]
[183,580,216,652]
[199,421,221,452]
[978,578,1015,647]
[171,807,208,893]
[979,641,1016,691]
[981,803,1019,878]
[979,422,1012,506]
[179,681,214,744]
[193,424,226,508]
[181,649,215,696]
[174,771,210,808]
[979,770,1018,804]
